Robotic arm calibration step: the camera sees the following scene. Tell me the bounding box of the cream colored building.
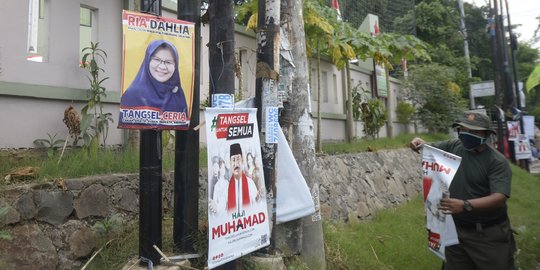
[0,0,409,149]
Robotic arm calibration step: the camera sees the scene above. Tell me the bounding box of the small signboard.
[470,81,495,97]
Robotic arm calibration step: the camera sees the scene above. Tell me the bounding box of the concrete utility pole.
[174,0,201,253]
[281,0,326,268]
[345,62,354,142]
[457,0,474,109]
[255,0,281,254]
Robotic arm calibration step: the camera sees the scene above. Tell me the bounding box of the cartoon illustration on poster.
[205,108,270,269]
[118,10,195,130]
[506,121,520,141]
[422,145,461,260]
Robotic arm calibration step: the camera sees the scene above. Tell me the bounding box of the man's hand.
[208,199,218,213]
[439,197,465,215]
[410,137,425,153]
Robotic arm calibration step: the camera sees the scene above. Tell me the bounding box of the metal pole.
[503,0,529,170]
[209,0,236,97]
[174,0,201,253]
[489,0,505,153]
[138,1,163,266]
[139,130,163,265]
[208,1,236,268]
[497,1,514,111]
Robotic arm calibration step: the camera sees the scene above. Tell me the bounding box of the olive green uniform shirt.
[431,139,511,224]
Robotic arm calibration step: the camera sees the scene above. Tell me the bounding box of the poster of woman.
[118,11,195,130]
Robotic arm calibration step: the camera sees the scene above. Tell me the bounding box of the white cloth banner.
[235,98,315,223]
[523,115,535,139]
[422,145,461,260]
[205,108,270,269]
[276,127,316,223]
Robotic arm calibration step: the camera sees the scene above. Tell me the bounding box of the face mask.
[458,132,486,150]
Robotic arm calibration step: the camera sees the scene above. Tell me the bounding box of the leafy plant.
[395,101,415,125]
[351,83,372,120]
[0,206,13,241]
[403,63,465,132]
[33,133,65,158]
[359,99,387,139]
[92,213,123,236]
[81,42,114,150]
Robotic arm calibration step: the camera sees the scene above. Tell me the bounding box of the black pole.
[208,1,236,268]
[504,0,521,110]
[138,1,163,266]
[489,0,505,154]
[504,0,529,170]
[139,130,163,264]
[174,0,201,253]
[255,0,280,255]
[208,0,236,98]
[497,1,514,111]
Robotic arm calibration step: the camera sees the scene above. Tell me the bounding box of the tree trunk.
[316,43,322,152]
[281,0,326,268]
[345,62,353,142]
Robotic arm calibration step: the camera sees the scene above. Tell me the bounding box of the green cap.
[452,111,496,134]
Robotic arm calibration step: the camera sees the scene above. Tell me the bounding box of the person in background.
[245,152,265,201]
[209,158,229,214]
[410,111,516,270]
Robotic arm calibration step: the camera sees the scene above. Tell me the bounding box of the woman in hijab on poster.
[119,39,188,128]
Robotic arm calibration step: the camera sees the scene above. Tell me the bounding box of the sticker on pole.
[265,107,279,144]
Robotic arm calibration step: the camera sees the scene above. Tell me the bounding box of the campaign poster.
[515,134,532,160]
[118,10,195,130]
[205,108,270,269]
[422,145,461,260]
[507,121,520,141]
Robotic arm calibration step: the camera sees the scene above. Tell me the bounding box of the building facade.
[0,0,408,149]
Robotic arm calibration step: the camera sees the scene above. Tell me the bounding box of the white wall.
[0,1,407,148]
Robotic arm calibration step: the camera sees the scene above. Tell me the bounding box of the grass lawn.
[2,133,538,269]
[324,164,540,270]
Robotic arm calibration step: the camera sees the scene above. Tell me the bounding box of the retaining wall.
[0,148,422,269]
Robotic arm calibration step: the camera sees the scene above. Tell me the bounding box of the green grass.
[3,135,538,269]
[324,196,441,270]
[85,164,540,269]
[0,147,208,188]
[324,164,540,269]
[507,165,540,268]
[322,133,450,154]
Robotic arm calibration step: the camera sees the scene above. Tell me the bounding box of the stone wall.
[0,149,422,269]
[317,148,422,222]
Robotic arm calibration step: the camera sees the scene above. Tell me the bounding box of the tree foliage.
[404,64,465,132]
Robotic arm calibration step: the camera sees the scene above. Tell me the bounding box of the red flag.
[373,21,380,36]
[331,0,341,19]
